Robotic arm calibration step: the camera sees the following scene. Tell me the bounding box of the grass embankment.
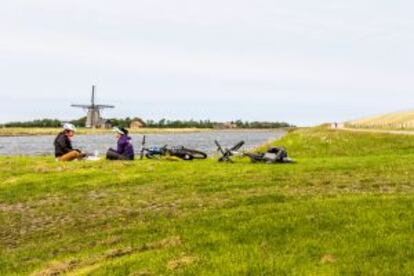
[0,128,211,137]
[1,126,414,275]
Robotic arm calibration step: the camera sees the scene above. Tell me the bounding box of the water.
[0,130,286,156]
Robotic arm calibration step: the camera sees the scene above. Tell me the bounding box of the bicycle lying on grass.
[140,135,208,160]
[215,140,295,164]
[215,140,245,162]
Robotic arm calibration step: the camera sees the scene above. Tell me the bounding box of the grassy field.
[346,110,414,130]
[0,128,211,137]
[1,126,414,275]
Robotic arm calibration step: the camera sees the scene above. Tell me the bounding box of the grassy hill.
[1,126,414,275]
[346,110,414,129]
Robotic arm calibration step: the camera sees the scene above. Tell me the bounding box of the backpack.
[263,147,288,163]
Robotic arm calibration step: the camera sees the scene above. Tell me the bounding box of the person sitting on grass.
[54,123,85,161]
[106,127,135,161]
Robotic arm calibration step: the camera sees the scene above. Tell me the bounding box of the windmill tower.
[71,85,115,128]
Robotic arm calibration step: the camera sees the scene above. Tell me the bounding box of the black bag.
[265,147,288,162]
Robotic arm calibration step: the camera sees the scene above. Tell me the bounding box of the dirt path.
[332,123,414,136]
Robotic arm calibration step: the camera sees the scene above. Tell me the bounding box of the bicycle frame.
[215,140,245,162]
[140,136,207,160]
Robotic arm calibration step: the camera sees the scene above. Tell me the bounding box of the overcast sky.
[1,0,413,126]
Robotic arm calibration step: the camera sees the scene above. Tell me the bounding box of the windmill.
[71,85,115,128]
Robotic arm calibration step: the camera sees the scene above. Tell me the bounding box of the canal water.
[0,130,286,156]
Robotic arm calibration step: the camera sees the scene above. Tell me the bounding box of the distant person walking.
[54,123,84,161]
[106,127,135,161]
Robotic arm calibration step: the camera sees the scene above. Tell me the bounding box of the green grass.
[1,126,414,275]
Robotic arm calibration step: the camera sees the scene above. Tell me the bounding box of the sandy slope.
[346,110,414,129]
[334,123,414,135]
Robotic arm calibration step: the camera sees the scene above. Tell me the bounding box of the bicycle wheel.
[229,141,245,152]
[140,149,146,160]
[181,148,208,160]
[145,153,163,159]
[244,153,264,163]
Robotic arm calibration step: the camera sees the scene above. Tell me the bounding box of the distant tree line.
[3,119,63,128]
[144,119,215,129]
[233,120,292,129]
[106,118,292,129]
[2,117,293,129]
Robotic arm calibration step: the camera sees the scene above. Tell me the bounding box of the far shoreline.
[0,127,293,137]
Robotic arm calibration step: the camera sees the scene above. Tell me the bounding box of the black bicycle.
[215,140,245,162]
[215,140,295,164]
[140,136,208,160]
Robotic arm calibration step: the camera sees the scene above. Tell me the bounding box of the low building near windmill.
[214,122,238,129]
[99,119,113,129]
[130,118,146,129]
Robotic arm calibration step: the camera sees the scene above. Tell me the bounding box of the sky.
[1,0,414,126]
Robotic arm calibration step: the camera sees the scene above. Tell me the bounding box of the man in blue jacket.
[106,127,135,160]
